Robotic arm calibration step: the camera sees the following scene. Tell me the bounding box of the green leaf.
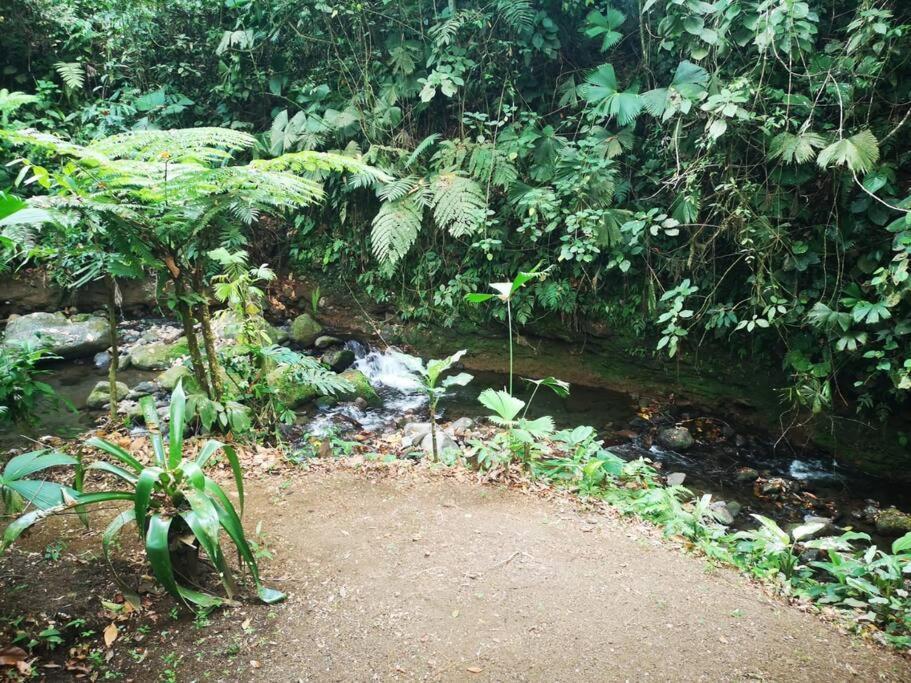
[892,532,911,555]
[86,437,144,473]
[581,64,642,126]
[478,389,525,422]
[7,479,75,510]
[134,467,163,537]
[87,461,139,485]
[465,293,496,304]
[3,451,77,480]
[817,130,880,174]
[168,381,187,468]
[769,130,826,164]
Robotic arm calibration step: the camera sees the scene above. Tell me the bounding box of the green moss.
[130,337,190,370]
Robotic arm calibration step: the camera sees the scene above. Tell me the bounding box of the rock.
[321,349,355,372]
[404,422,433,439]
[757,477,797,498]
[94,351,112,370]
[666,472,687,487]
[734,467,760,484]
[130,338,189,370]
[2,311,111,359]
[266,365,320,408]
[420,430,460,458]
[86,380,130,409]
[875,507,911,537]
[801,515,836,538]
[289,313,324,346]
[627,415,652,430]
[726,501,742,518]
[130,381,158,397]
[212,311,286,344]
[314,335,341,350]
[354,397,368,410]
[449,417,473,435]
[709,500,737,525]
[337,369,381,407]
[657,426,694,451]
[155,365,201,395]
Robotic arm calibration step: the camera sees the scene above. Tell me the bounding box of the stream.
[3,326,910,541]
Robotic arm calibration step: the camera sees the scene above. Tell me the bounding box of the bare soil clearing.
[224,466,910,682]
[3,464,910,682]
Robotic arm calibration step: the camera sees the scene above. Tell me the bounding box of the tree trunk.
[174,277,212,398]
[198,297,223,402]
[193,266,223,402]
[106,277,120,423]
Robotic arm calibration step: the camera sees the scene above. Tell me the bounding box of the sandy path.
[229,468,911,682]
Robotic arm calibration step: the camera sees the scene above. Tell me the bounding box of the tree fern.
[371,198,423,264]
[405,133,440,168]
[378,175,421,202]
[468,144,518,190]
[431,174,486,237]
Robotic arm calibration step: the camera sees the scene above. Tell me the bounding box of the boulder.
[321,349,355,372]
[875,507,911,537]
[130,338,189,370]
[420,431,460,458]
[657,426,694,451]
[289,313,324,346]
[94,351,112,370]
[734,467,760,484]
[403,422,433,440]
[127,381,158,400]
[86,380,130,409]
[2,311,110,359]
[266,365,320,408]
[709,500,736,525]
[314,335,341,350]
[155,364,200,394]
[449,417,474,435]
[336,369,381,407]
[666,472,687,487]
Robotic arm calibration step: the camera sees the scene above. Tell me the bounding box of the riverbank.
[2,458,909,681]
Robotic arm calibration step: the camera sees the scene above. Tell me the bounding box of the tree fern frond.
[468,144,518,189]
[497,0,535,32]
[405,134,440,169]
[378,176,420,202]
[90,128,256,164]
[54,62,85,90]
[371,198,423,264]
[431,174,487,237]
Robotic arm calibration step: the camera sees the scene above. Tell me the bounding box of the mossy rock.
[289,313,324,346]
[130,338,190,370]
[2,311,111,359]
[875,508,911,537]
[86,380,130,409]
[266,365,320,408]
[337,369,381,407]
[155,364,202,395]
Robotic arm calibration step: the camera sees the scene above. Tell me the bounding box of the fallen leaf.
[103,623,119,648]
[466,666,483,674]
[0,646,27,667]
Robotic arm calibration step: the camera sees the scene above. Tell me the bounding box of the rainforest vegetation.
[1,0,911,679]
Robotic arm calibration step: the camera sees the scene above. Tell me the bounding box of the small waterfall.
[305,345,428,436]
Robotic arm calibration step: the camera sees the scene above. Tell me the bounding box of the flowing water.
[306,343,911,533]
[3,337,909,536]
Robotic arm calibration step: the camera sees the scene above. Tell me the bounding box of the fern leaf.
[497,0,534,32]
[405,134,440,169]
[431,174,487,237]
[54,62,85,90]
[371,198,423,264]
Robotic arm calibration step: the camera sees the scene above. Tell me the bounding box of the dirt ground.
[3,463,911,682]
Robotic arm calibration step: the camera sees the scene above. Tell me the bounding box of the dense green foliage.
[2,1,911,418]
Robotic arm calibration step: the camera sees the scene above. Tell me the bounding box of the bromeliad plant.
[396,349,473,461]
[1,381,284,608]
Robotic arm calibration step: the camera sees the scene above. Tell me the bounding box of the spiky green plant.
[1,382,283,608]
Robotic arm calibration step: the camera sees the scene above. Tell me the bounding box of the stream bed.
[3,325,910,543]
